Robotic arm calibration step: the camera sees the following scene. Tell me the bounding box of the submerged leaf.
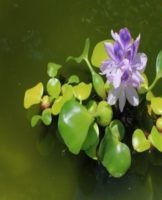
[91,40,112,68]
[31,115,41,127]
[132,129,150,152]
[47,62,62,77]
[58,99,94,154]
[24,82,44,109]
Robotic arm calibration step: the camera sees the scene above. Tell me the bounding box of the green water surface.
[1,0,162,199]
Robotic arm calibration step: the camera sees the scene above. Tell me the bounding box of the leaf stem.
[148,75,158,91]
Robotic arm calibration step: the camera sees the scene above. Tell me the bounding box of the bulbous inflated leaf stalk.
[99,127,131,177]
[58,99,94,154]
[24,82,43,109]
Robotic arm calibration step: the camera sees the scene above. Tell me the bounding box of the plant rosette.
[24,28,162,178]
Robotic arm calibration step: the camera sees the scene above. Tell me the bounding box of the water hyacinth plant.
[24,28,162,178]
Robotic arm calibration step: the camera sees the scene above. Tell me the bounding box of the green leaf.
[148,126,162,152]
[31,115,41,127]
[47,62,62,77]
[52,84,74,115]
[92,72,106,99]
[47,78,61,98]
[86,100,97,116]
[82,123,99,150]
[68,75,80,84]
[66,38,90,63]
[96,101,113,127]
[58,99,94,154]
[99,127,131,178]
[24,82,43,109]
[151,97,162,115]
[73,82,92,101]
[132,129,150,152]
[91,40,112,67]
[61,84,74,98]
[156,50,162,79]
[41,109,52,126]
[109,120,125,140]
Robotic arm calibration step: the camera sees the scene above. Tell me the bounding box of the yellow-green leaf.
[73,82,92,101]
[91,40,112,68]
[151,97,162,115]
[132,129,150,152]
[24,82,43,109]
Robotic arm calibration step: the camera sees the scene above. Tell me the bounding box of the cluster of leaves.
[24,39,162,178]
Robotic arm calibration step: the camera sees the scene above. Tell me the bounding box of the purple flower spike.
[100,28,147,112]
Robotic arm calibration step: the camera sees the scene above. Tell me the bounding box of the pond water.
[1,0,162,199]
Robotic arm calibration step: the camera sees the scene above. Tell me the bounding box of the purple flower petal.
[119,28,131,47]
[113,69,122,88]
[107,87,120,105]
[105,42,116,60]
[119,87,126,112]
[132,53,147,71]
[125,86,139,106]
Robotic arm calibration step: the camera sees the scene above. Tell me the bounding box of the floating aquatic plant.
[24,28,162,178]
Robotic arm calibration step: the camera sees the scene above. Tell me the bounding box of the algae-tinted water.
[0,0,162,199]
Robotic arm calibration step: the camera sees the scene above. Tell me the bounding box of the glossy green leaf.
[84,142,98,160]
[86,100,97,116]
[91,40,112,67]
[92,72,106,99]
[96,101,113,127]
[109,120,125,140]
[151,97,162,115]
[68,75,80,84]
[73,82,92,101]
[66,38,90,63]
[24,82,43,109]
[47,62,62,77]
[99,128,131,177]
[58,99,94,154]
[149,126,162,152]
[47,78,61,98]
[41,109,52,125]
[31,115,41,127]
[132,129,150,152]
[82,123,99,150]
[156,50,162,79]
